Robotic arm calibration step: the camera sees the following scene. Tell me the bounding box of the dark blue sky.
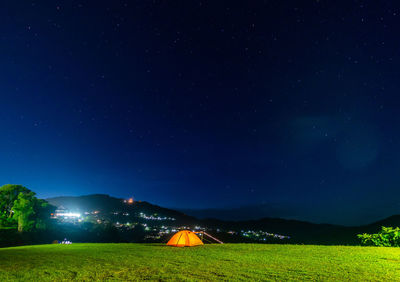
[1,1,400,224]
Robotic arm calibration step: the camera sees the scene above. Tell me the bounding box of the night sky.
[1,1,400,225]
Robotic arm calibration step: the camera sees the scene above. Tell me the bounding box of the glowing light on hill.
[55,212,81,218]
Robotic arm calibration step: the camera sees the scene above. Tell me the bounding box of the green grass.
[0,243,400,281]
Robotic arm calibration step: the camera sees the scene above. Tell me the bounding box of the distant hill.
[360,215,400,232]
[46,194,400,245]
[180,203,400,226]
[46,194,197,225]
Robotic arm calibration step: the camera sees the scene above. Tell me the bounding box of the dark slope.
[46,194,197,224]
[46,194,400,245]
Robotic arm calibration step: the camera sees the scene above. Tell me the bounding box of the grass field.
[1,243,400,281]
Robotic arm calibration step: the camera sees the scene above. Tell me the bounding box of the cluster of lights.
[53,212,81,218]
[50,206,291,243]
[240,230,290,240]
[123,198,134,204]
[139,212,175,221]
[84,210,100,215]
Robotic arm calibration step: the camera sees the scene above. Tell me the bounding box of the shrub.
[358,226,400,247]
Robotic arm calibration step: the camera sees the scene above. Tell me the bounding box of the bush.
[358,226,400,247]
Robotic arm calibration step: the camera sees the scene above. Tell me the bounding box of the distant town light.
[55,212,81,218]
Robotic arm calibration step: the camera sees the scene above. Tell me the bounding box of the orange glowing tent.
[166,230,204,247]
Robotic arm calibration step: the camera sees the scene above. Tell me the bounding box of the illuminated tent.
[166,230,204,247]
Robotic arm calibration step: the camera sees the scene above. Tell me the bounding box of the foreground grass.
[0,243,400,281]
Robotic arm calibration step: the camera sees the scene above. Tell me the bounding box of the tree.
[34,198,54,230]
[0,184,30,228]
[358,226,400,247]
[0,184,54,232]
[12,191,36,232]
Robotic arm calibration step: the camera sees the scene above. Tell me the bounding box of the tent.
[166,230,204,247]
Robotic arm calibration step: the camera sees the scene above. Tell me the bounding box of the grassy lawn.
[0,243,400,281]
